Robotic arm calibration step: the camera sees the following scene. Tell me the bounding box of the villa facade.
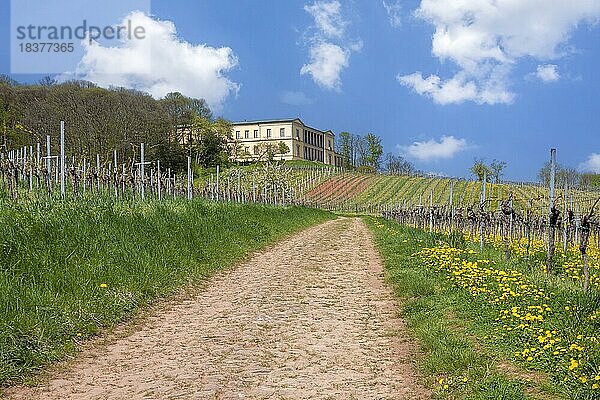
[230,118,343,166]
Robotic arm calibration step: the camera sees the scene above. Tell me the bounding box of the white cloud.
[281,90,314,106]
[399,1,600,105]
[63,11,239,110]
[301,1,360,91]
[399,136,471,162]
[536,64,560,82]
[301,43,349,90]
[383,1,402,28]
[397,71,513,105]
[304,0,347,38]
[579,153,600,173]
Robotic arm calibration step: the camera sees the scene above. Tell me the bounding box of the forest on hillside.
[0,76,221,171]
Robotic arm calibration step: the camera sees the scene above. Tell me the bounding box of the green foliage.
[154,141,187,171]
[364,133,383,170]
[489,159,507,184]
[0,81,217,172]
[278,141,290,157]
[537,161,580,188]
[161,91,212,129]
[581,173,600,188]
[0,197,332,385]
[471,158,492,181]
[337,131,354,169]
[191,117,231,168]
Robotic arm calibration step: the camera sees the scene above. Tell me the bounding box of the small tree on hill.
[364,133,383,170]
[470,158,492,181]
[336,131,354,169]
[255,141,290,162]
[192,116,230,167]
[489,159,507,183]
[385,153,414,175]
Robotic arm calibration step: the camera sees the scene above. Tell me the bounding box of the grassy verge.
[0,197,332,386]
[365,216,572,400]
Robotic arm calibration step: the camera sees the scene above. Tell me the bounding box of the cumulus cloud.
[64,11,239,110]
[301,1,360,91]
[399,136,471,162]
[399,1,600,105]
[301,43,349,90]
[281,90,314,106]
[579,153,600,173]
[383,1,402,28]
[536,64,560,82]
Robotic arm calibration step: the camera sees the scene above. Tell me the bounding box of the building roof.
[232,118,334,136]
[232,118,300,126]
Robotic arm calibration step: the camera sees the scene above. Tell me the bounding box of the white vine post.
[60,121,65,198]
[140,143,146,200]
[96,154,100,192]
[122,164,126,194]
[237,169,241,203]
[113,150,118,198]
[429,190,433,233]
[187,156,192,200]
[82,159,86,193]
[36,143,40,188]
[216,165,220,201]
[46,135,51,192]
[157,160,162,200]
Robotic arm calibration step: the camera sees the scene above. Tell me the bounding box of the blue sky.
[1,0,600,181]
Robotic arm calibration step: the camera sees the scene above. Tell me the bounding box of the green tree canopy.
[364,133,383,170]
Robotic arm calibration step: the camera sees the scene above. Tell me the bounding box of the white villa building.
[231,118,343,166]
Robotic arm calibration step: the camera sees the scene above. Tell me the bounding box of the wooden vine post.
[501,192,514,260]
[479,170,487,251]
[580,198,599,292]
[546,148,557,275]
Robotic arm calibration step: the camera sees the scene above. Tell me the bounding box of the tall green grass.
[0,197,332,385]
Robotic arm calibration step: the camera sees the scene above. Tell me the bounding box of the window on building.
[254,129,259,138]
[244,146,249,154]
[235,130,240,139]
[328,140,331,149]
[296,144,300,156]
[296,129,300,138]
[254,146,259,155]
[329,154,332,164]
[266,128,272,138]
[280,128,285,137]
[244,130,249,139]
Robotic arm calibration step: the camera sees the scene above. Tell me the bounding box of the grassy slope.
[365,217,566,400]
[0,198,332,386]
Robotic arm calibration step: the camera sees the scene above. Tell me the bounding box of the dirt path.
[5,217,428,400]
